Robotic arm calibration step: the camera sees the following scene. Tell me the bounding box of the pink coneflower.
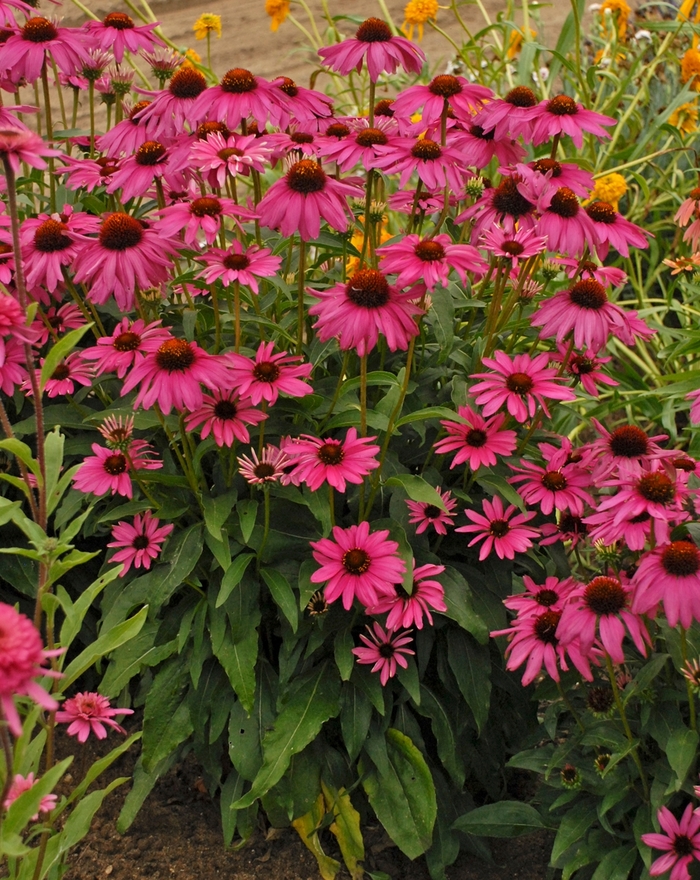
[121,338,231,415]
[451,124,526,169]
[534,186,598,257]
[406,487,457,535]
[585,420,674,480]
[434,405,517,470]
[310,521,406,610]
[73,439,162,498]
[457,174,537,236]
[503,575,577,617]
[258,158,359,241]
[369,561,447,630]
[552,345,618,397]
[80,318,170,379]
[675,186,700,227]
[632,541,700,629]
[509,445,593,516]
[84,12,163,64]
[0,293,24,337]
[189,131,271,188]
[155,196,253,248]
[60,154,120,191]
[3,773,57,820]
[237,445,289,484]
[0,602,62,736]
[479,225,548,269]
[375,135,467,193]
[73,212,177,312]
[641,804,700,880]
[456,495,539,561]
[308,268,422,357]
[387,187,447,215]
[377,233,487,289]
[192,68,279,129]
[97,415,135,449]
[554,256,627,288]
[318,18,425,82]
[282,428,380,493]
[0,336,28,395]
[268,76,333,129]
[525,157,595,198]
[352,622,414,686]
[0,17,89,85]
[184,389,266,446]
[108,510,174,577]
[98,101,158,157]
[105,140,173,201]
[0,126,58,175]
[319,118,400,172]
[584,506,654,552]
[688,388,700,425]
[21,207,97,293]
[530,94,616,149]
[472,85,541,140]
[584,200,650,259]
[491,609,593,686]
[197,242,281,293]
[391,74,491,126]
[34,352,93,399]
[540,512,589,547]
[594,464,688,533]
[556,575,650,663]
[136,66,209,139]
[56,692,134,742]
[34,302,85,347]
[470,350,576,422]
[225,340,313,405]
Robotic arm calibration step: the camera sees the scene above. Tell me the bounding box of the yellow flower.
[266,0,290,32]
[590,173,627,211]
[669,102,699,135]
[507,28,536,59]
[598,0,630,40]
[346,216,391,275]
[678,0,700,24]
[401,0,439,42]
[181,48,202,69]
[193,13,222,40]
[681,47,700,91]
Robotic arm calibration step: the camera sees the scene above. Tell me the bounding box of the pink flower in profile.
[268,76,333,129]
[352,622,415,686]
[534,186,598,257]
[3,773,57,819]
[688,388,700,425]
[391,74,491,126]
[84,12,163,63]
[472,84,540,140]
[282,428,380,492]
[585,200,650,259]
[377,233,487,289]
[594,465,688,533]
[310,521,406,610]
[21,207,97,293]
[434,405,517,471]
[257,158,359,241]
[60,154,120,191]
[555,256,627,288]
[197,242,281,294]
[308,268,422,357]
[524,157,595,199]
[192,67,279,129]
[318,18,425,82]
[237,445,289,485]
[556,575,650,663]
[73,212,177,312]
[369,562,447,629]
[641,804,700,880]
[491,609,594,686]
[0,336,28,395]
[470,350,576,422]
[552,345,618,397]
[105,140,174,202]
[319,118,400,172]
[225,341,313,405]
[155,197,254,248]
[452,124,526,169]
[108,510,174,577]
[458,174,537,236]
[456,496,539,561]
[120,338,231,414]
[189,131,271,187]
[80,318,170,379]
[98,100,158,157]
[530,94,616,149]
[406,487,457,535]
[504,575,577,618]
[135,67,209,139]
[34,352,93,399]
[73,440,162,499]
[632,541,700,629]
[540,512,589,548]
[0,293,24,336]
[56,692,134,742]
[375,136,467,194]
[509,443,594,516]
[584,420,673,480]
[0,17,89,85]
[184,389,267,447]
[0,602,62,736]
[0,126,58,174]
[32,303,84,347]
[479,225,548,269]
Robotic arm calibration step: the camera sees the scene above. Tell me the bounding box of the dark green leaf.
[447,629,491,733]
[453,802,547,838]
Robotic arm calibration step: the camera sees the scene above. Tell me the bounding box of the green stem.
[257,488,271,572]
[234,280,241,352]
[328,483,336,529]
[605,654,649,801]
[556,681,585,733]
[360,353,368,437]
[681,628,698,732]
[40,64,56,212]
[88,81,95,158]
[368,79,376,128]
[297,238,306,356]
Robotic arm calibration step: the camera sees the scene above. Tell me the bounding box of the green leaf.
[261,569,299,633]
[117,752,178,833]
[476,472,526,511]
[2,758,72,837]
[395,406,464,429]
[142,656,193,772]
[238,499,259,544]
[59,565,122,649]
[414,685,465,786]
[66,732,141,807]
[334,628,355,682]
[439,567,488,643]
[323,782,365,880]
[220,770,245,846]
[428,293,454,362]
[623,653,669,705]
[43,428,64,509]
[232,664,340,809]
[0,438,41,481]
[203,490,237,539]
[217,553,255,607]
[39,323,92,392]
[666,727,699,792]
[360,728,436,859]
[447,629,491,733]
[215,621,259,714]
[551,801,598,865]
[340,684,372,762]
[61,606,148,689]
[396,657,421,705]
[453,802,547,838]
[385,474,447,511]
[590,845,638,880]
